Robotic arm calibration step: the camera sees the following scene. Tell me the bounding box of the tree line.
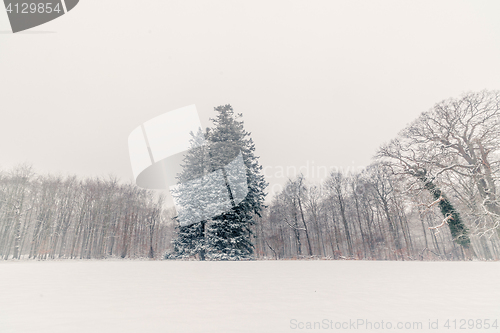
[0,166,175,260]
[254,90,500,260]
[1,92,499,260]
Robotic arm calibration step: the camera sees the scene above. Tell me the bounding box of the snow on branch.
[419,195,444,214]
[428,214,454,235]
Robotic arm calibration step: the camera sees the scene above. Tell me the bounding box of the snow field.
[0,260,498,333]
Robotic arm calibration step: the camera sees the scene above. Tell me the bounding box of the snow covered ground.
[1,260,498,333]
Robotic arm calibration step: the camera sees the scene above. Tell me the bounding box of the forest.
[1,90,499,260]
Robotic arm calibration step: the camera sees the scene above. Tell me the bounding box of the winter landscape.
[2,0,500,332]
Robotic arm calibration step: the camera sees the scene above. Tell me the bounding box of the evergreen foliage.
[168,105,267,260]
[413,169,470,248]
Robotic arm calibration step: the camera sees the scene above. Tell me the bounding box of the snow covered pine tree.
[205,105,267,260]
[168,105,267,260]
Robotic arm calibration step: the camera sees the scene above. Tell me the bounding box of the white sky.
[1,0,500,203]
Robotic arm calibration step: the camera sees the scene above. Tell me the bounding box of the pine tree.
[205,105,267,260]
[168,105,267,260]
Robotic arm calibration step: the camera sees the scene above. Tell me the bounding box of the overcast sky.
[1,0,500,203]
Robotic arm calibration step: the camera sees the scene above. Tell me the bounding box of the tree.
[204,105,267,260]
[373,91,500,252]
[169,104,267,261]
[326,172,355,257]
[404,91,500,241]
